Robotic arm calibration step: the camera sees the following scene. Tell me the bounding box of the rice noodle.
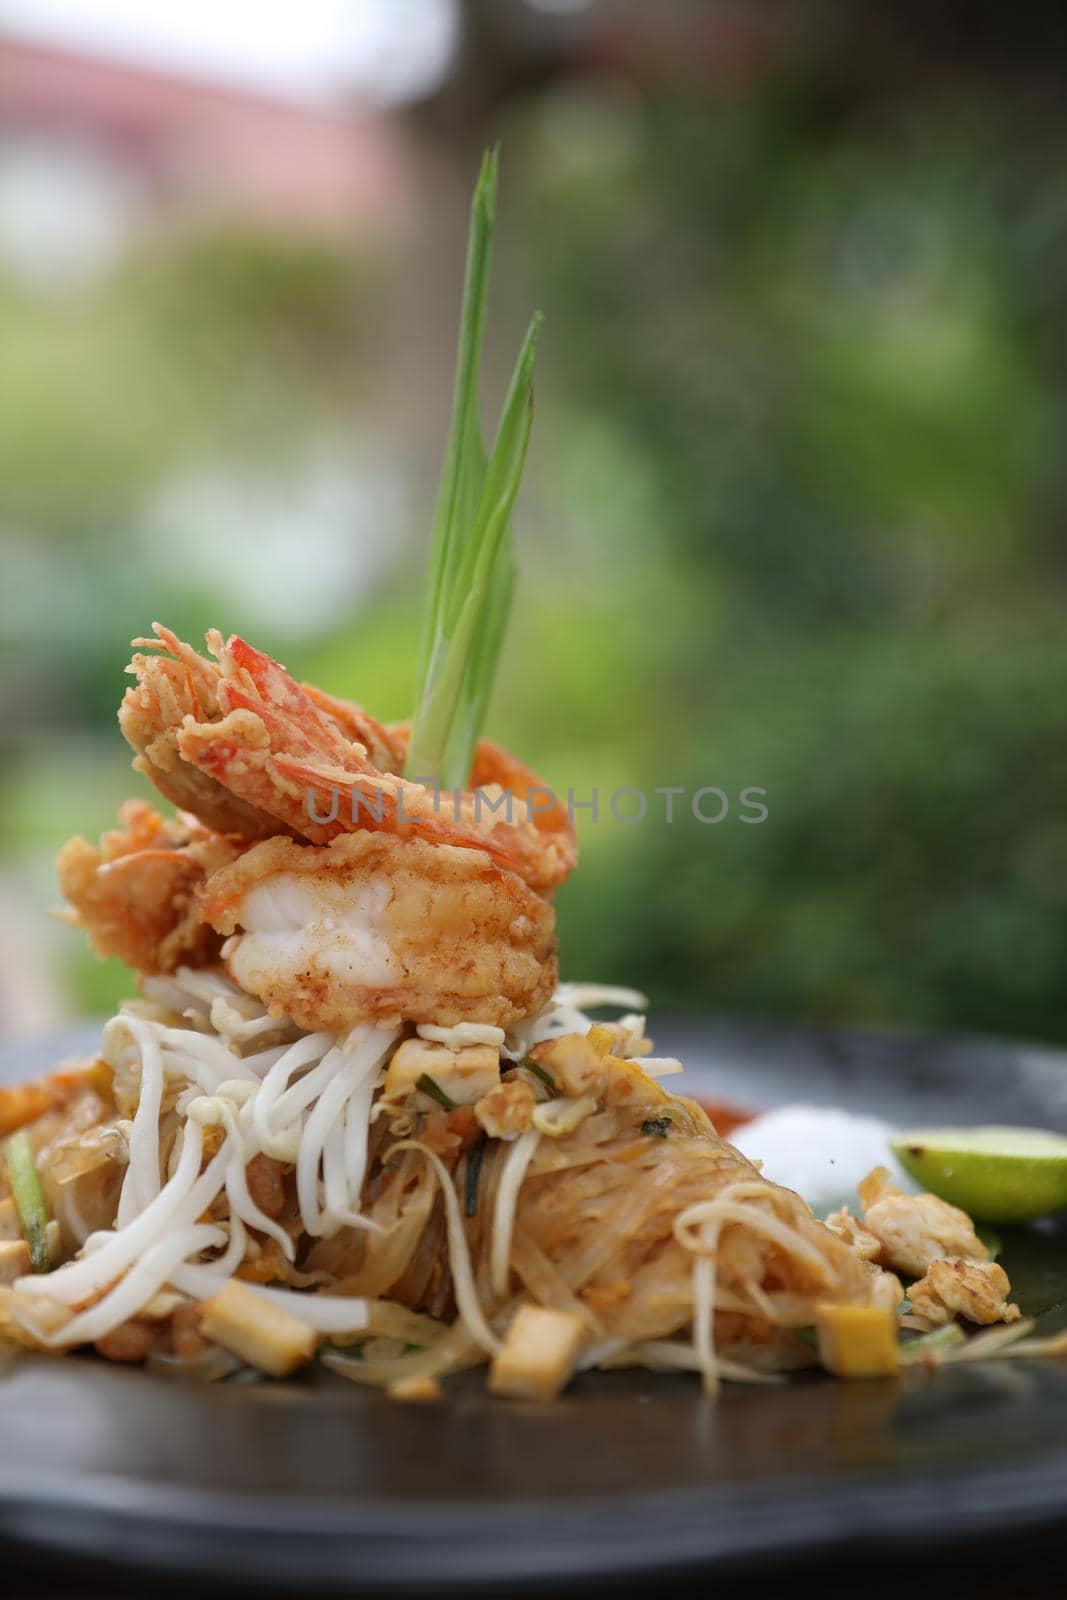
[106,1015,165,1226]
[322,1320,482,1387]
[691,1250,720,1397]
[253,1034,337,1162]
[14,1119,213,1305]
[677,1198,834,1286]
[503,984,649,1059]
[490,1130,540,1298]
[599,1339,786,1385]
[389,1140,501,1356]
[6,967,907,1393]
[10,972,386,1342]
[673,1179,850,1395]
[509,1227,598,1327]
[171,1264,369,1335]
[225,1155,294,1261]
[296,1027,398,1237]
[12,1224,226,1348]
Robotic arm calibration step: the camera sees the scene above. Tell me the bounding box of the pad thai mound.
[0,629,1030,1398]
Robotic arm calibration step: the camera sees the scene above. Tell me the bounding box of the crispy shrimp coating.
[120,626,576,894]
[857,1166,989,1279]
[56,801,242,975]
[909,1258,1020,1328]
[120,633,299,841]
[198,830,558,1031]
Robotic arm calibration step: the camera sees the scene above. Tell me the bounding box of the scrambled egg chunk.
[857,1166,989,1279]
[824,1206,883,1262]
[909,1258,1021,1328]
[475,1078,537,1140]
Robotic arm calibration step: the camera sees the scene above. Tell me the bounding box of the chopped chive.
[404,148,541,790]
[641,1116,672,1139]
[465,1133,488,1217]
[522,1056,560,1098]
[6,1130,52,1272]
[898,1324,967,1365]
[417,1072,458,1112]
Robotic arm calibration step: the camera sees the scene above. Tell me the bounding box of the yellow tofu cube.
[602,1056,668,1109]
[815,1301,900,1379]
[440,1045,501,1103]
[0,1238,31,1285]
[199,1279,318,1376]
[530,1034,607,1098]
[488,1304,586,1402]
[385,1039,500,1107]
[387,1375,443,1402]
[385,1038,451,1099]
[0,1198,21,1241]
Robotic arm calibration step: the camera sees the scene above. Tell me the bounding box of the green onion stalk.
[6,1129,52,1272]
[404,147,541,792]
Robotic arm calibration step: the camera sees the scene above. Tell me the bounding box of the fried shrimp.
[198,830,558,1030]
[121,627,576,894]
[56,801,243,975]
[120,632,292,841]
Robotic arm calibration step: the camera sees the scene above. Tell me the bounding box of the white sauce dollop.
[732,1105,914,1214]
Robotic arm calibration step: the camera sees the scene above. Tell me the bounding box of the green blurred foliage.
[4,66,1067,1045]
[493,85,1067,1040]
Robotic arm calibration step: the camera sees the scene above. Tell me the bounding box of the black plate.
[3,1018,1067,1596]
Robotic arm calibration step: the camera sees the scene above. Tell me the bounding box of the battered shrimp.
[120,633,293,842]
[198,830,558,1031]
[56,801,242,975]
[121,627,576,894]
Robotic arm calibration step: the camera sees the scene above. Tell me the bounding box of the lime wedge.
[891,1125,1067,1223]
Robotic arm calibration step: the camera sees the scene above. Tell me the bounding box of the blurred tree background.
[1,0,1066,1044]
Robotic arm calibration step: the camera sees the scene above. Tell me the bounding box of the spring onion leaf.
[898,1324,967,1365]
[417,1073,458,1112]
[641,1116,672,1139]
[6,1130,52,1272]
[411,147,495,712]
[465,1133,487,1217]
[405,148,541,790]
[441,541,516,793]
[522,1056,560,1098]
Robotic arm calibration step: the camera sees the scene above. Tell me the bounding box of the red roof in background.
[0,36,411,234]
